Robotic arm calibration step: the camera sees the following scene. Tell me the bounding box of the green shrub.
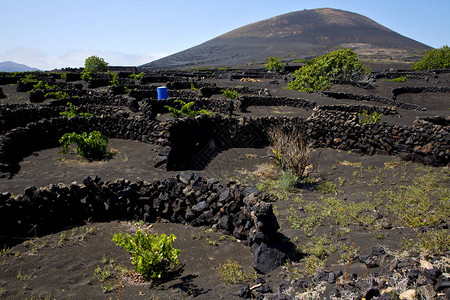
[59,131,111,160]
[357,110,382,124]
[278,170,299,192]
[33,81,59,90]
[190,83,199,91]
[129,72,146,80]
[109,72,119,86]
[221,88,241,99]
[60,102,92,118]
[81,71,92,81]
[44,91,70,99]
[112,230,180,280]
[388,76,407,82]
[20,74,37,83]
[164,99,213,118]
[287,48,370,93]
[264,57,284,71]
[412,45,450,70]
[84,55,109,73]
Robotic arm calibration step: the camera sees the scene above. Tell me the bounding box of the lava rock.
[253,242,288,274]
[238,284,252,298]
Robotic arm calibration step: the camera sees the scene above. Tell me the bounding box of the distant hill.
[140,8,432,70]
[0,61,40,72]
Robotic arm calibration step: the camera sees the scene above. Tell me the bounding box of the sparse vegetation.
[287,48,370,93]
[112,230,180,280]
[412,45,450,70]
[218,259,256,284]
[59,131,112,160]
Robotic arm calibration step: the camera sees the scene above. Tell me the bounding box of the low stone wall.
[316,104,398,115]
[0,103,129,133]
[390,86,450,100]
[320,91,426,111]
[237,96,316,112]
[0,173,279,249]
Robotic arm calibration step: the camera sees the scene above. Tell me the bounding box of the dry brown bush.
[268,121,312,179]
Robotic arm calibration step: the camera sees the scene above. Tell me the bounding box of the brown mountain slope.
[140,8,432,70]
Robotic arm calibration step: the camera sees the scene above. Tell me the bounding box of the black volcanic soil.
[0,62,449,299]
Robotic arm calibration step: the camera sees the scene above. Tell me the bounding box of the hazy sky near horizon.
[1,0,448,70]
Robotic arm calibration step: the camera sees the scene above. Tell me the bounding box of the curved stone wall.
[0,173,279,249]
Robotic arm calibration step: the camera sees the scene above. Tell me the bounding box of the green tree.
[412,45,450,70]
[84,55,109,73]
[265,57,284,71]
[287,48,369,93]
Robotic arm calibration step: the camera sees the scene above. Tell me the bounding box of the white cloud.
[0,48,169,70]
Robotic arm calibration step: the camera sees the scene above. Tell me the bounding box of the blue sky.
[1,0,448,70]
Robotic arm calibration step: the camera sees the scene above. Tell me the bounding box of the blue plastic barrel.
[157,86,168,100]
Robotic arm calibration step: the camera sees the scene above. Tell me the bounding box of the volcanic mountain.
[140,8,432,70]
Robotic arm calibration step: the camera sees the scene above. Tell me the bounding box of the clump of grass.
[253,163,279,179]
[402,228,449,255]
[315,181,338,194]
[278,170,299,192]
[218,259,256,284]
[301,234,336,259]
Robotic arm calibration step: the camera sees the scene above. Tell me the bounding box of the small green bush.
[357,110,382,125]
[81,71,92,81]
[164,99,213,118]
[112,230,180,280]
[59,131,111,160]
[388,76,407,82]
[60,102,92,118]
[20,74,37,83]
[109,72,119,86]
[221,88,241,99]
[287,48,369,93]
[412,45,450,70]
[44,91,70,99]
[264,57,284,71]
[33,81,59,91]
[84,55,109,73]
[278,170,299,192]
[129,72,146,80]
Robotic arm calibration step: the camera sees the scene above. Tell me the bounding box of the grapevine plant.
[59,131,112,160]
[112,230,180,280]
